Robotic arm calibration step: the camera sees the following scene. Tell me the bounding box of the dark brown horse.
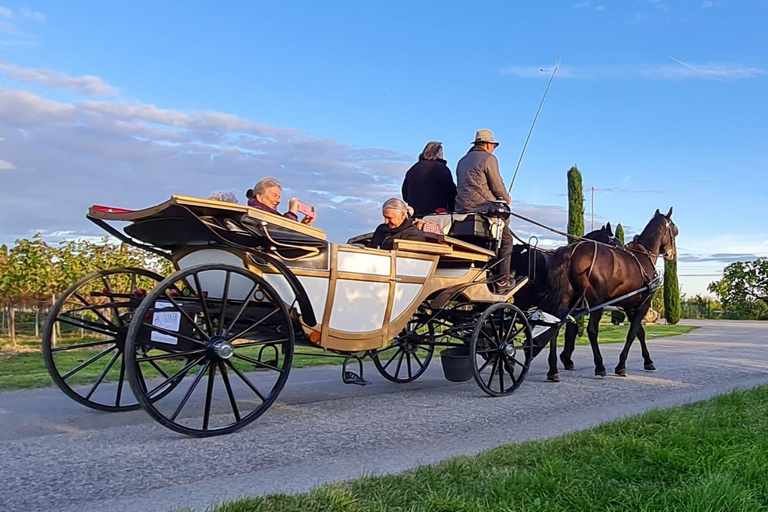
[543,208,678,380]
[509,223,623,381]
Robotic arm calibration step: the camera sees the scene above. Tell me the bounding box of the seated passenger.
[401,141,457,218]
[369,198,427,250]
[246,177,315,225]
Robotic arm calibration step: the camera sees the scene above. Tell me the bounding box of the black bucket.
[440,346,473,382]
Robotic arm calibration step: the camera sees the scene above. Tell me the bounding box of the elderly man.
[369,198,426,250]
[455,129,515,293]
[246,177,314,225]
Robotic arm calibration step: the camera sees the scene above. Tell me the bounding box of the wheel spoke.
[146,356,205,399]
[100,275,125,327]
[135,349,205,363]
[217,271,231,336]
[62,345,117,380]
[511,357,529,369]
[230,338,289,349]
[498,355,505,392]
[381,346,404,370]
[85,350,121,400]
[170,361,210,422]
[146,358,171,379]
[56,315,118,337]
[412,352,425,370]
[224,283,258,337]
[485,356,500,389]
[227,308,279,341]
[504,358,518,386]
[51,338,118,352]
[142,322,206,347]
[219,362,241,422]
[115,356,126,406]
[478,354,495,373]
[202,363,216,430]
[394,351,405,379]
[160,292,211,341]
[232,353,285,373]
[192,273,215,336]
[406,352,412,380]
[225,360,267,402]
[73,292,120,329]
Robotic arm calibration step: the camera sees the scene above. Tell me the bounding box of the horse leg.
[559,322,577,371]
[615,307,647,377]
[638,325,656,371]
[587,310,606,377]
[547,327,561,382]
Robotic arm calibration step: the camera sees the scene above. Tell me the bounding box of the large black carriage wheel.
[470,303,533,397]
[125,264,294,437]
[370,304,441,383]
[42,268,167,412]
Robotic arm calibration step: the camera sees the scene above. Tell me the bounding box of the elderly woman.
[401,141,456,218]
[246,177,314,225]
[369,198,426,250]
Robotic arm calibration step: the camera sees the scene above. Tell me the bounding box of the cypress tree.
[615,223,625,244]
[664,254,681,324]
[566,166,584,244]
[566,166,586,335]
[611,223,627,325]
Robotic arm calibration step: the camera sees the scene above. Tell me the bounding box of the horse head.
[654,207,678,261]
[585,223,623,248]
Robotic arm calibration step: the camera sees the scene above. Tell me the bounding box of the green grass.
[0,324,696,392]
[571,323,698,346]
[204,385,768,512]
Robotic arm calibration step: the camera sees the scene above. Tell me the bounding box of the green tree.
[566,166,584,245]
[663,254,681,324]
[708,258,768,319]
[615,223,625,244]
[566,166,586,334]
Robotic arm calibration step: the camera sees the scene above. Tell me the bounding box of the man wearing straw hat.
[455,129,515,293]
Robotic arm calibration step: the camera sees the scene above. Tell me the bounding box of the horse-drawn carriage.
[44,196,566,437]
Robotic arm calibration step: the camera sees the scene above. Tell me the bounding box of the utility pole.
[591,186,595,231]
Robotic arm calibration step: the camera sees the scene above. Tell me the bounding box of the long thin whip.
[508,58,561,194]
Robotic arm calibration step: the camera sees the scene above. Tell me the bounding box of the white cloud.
[0,61,118,96]
[19,7,44,23]
[0,6,12,18]
[595,5,604,12]
[0,18,18,34]
[0,63,413,243]
[0,158,16,170]
[701,1,716,7]
[500,62,766,81]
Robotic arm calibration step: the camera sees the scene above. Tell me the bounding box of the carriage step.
[342,355,370,386]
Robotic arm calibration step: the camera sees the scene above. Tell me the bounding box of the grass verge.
[206,384,768,511]
[0,324,697,392]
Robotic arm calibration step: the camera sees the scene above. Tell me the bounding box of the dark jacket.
[369,218,426,250]
[455,147,511,212]
[401,158,457,217]
[247,197,299,221]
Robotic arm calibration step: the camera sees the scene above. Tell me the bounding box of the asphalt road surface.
[1,319,767,512]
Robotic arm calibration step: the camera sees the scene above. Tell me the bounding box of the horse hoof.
[644,363,657,372]
[595,369,607,377]
[547,373,561,382]
[563,363,575,371]
[615,368,628,377]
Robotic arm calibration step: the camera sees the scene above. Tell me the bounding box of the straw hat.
[472,129,499,146]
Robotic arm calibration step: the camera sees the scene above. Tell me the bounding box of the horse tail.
[541,245,574,317]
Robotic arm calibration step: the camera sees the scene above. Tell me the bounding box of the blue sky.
[1,0,766,297]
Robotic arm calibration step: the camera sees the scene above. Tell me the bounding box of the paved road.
[1,320,767,512]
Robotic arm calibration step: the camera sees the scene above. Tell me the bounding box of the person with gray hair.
[207,191,239,204]
[368,198,426,250]
[245,177,315,225]
[401,141,456,218]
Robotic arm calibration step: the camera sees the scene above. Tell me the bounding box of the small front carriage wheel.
[42,268,168,412]
[124,263,294,437]
[370,304,439,383]
[470,303,533,397]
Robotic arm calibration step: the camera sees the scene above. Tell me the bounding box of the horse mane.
[633,214,664,250]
